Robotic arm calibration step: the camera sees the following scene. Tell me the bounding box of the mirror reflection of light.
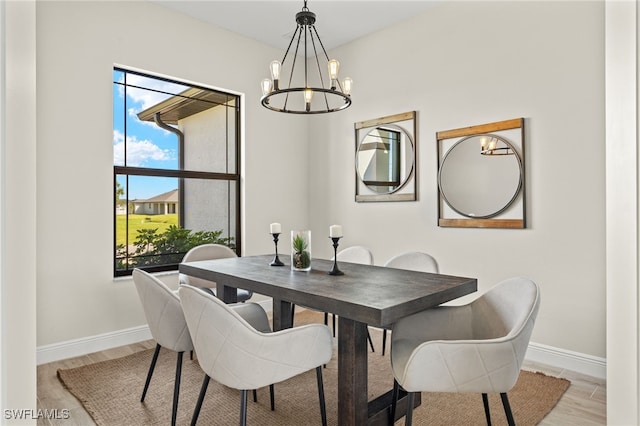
[479,135,514,155]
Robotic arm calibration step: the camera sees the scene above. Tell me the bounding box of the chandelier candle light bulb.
[304,89,314,112]
[261,79,273,96]
[328,59,339,89]
[342,77,353,95]
[270,61,281,90]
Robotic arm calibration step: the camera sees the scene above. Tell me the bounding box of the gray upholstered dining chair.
[133,268,194,426]
[389,276,540,426]
[179,243,253,303]
[381,251,439,355]
[179,284,333,426]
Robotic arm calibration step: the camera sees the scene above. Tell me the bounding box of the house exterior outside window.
[113,68,240,276]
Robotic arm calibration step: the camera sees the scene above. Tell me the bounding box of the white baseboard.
[526,341,606,380]
[37,325,153,365]
[36,299,274,365]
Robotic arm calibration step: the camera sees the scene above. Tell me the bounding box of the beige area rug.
[57,311,569,425]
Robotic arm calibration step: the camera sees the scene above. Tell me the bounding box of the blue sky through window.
[113,69,187,200]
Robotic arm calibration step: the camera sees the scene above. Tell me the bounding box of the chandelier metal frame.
[260,1,352,114]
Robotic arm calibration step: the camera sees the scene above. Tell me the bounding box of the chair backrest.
[179,244,237,288]
[132,268,193,352]
[335,246,374,265]
[383,251,439,273]
[179,285,265,388]
[179,285,333,390]
[471,276,540,369]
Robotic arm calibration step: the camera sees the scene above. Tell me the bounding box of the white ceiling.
[152,1,440,52]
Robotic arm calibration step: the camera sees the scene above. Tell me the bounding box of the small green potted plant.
[291,230,311,271]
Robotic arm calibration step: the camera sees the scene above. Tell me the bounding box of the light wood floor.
[36,340,606,425]
[521,360,606,425]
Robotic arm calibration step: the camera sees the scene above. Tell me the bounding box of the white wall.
[1,0,37,416]
[605,1,639,423]
[35,1,308,346]
[309,1,606,358]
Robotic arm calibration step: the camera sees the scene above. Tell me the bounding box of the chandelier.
[260,0,352,114]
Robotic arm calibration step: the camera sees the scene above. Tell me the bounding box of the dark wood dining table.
[179,254,477,426]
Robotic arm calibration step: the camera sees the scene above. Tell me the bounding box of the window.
[113,68,240,276]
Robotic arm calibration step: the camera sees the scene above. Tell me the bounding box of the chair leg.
[405,392,415,426]
[500,393,515,426]
[239,389,248,426]
[291,304,296,325]
[367,329,375,352]
[316,366,328,426]
[390,379,400,425]
[141,343,161,402]
[382,329,388,356]
[171,351,184,426]
[190,350,194,360]
[270,384,275,411]
[250,386,273,407]
[323,312,337,337]
[190,375,210,426]
[482,393,492,426]
[332,314,336,337]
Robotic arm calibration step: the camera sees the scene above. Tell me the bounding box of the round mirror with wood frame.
[438,134,523,218]
[436,118,526,229]
[355,111,417,202]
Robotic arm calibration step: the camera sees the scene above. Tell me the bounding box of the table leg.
[338,317,368,426]
[272,298,293,331]
[216,283,238,303]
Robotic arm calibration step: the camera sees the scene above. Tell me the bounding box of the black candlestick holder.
[328,237,344,275]
[269,233,284,266]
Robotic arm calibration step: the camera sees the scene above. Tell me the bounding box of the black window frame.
[113,67,241,277]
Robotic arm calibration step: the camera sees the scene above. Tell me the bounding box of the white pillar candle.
[329,224,343,238]
[270,223,281,234]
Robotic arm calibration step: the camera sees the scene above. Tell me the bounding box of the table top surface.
[179,254,477,327]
